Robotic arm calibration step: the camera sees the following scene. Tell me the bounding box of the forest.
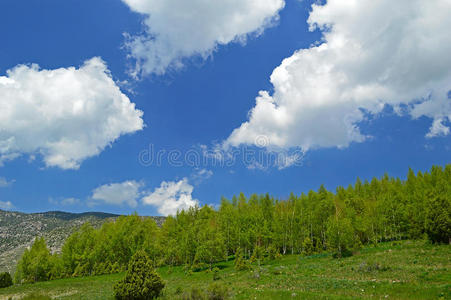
[13,164,451,284]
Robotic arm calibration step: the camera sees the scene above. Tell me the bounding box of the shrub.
[266,245,280,261]
[190,262,208,273]
[175,286,183,295]
[212,267,220,281]
[332,248,353,259]
[180,286,206,300]
[114,250,165,300]
[234,248,250,271]
[179,283,229,300]
[357,260,390,273]
[301,237,314,256]
[0,272,13,288]
[235,258,250,271]
[250,246,264,266]
[207,282,229,300]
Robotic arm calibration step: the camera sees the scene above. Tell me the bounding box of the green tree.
[114,250,165,300]
[15,237,54,283]
[0,272,13,288]
[424,194,451,243]
[326,217,356,258]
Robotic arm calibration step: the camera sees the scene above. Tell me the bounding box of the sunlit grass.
[0,240,449,299]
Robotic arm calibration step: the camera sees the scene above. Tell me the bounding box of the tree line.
[14,164,450,283]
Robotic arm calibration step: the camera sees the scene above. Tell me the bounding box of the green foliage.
[0,240,450,300]
[250,245,264,265]
[15,237,59,284]
[326,217,357,258]
[12,164,451,283]
[206,282,229,300]
[265,244,280,260]
[234,248,249,271]
[0,272,13,288]
[178,282,229,300]
[61,214,160,278]
[114,250,165,300]
[212,267,220,281]
[424,195,451,244]
[301,237,314,256]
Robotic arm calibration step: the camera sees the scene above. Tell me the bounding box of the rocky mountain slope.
[0,210,165,274]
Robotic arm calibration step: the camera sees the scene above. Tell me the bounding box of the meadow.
[0,240,449,300]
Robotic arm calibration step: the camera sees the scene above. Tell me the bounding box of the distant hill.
[0,209,165,274]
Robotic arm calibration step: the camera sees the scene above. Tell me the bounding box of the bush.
[266,245,280,261]
[301,237,314,256]
[190,262,208,273]
[179,283,229,300]
[0,272,13,288]
[234,248,250,271]
[250,246,264,265]
[332,248,353,259]
[357,260,390,273]
[206,282,229,300]
[114,250,165,300]
[212,267,220,281]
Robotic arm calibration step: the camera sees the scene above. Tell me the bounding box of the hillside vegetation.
[1,164,449,299]
[0,211,121,274]
[0,240,449,299]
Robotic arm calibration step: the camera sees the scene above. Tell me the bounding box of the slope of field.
[0,240,449,300]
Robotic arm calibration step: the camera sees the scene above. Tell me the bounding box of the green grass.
[0,240,449,300]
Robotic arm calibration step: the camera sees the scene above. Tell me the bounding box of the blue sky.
[0,0,450,215]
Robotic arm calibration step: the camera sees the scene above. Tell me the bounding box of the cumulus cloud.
[122,0,285,76]
[91,180,143,207]
[0,57,144,169]
[226,0,451,151]
[142,178,198,216]
[0,177,14,187]
[0,200,14,210]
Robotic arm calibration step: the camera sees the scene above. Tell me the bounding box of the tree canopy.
[15,164,450,282]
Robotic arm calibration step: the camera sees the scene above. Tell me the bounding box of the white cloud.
[0,177,14,187]
[122,0,285,76]
[142,178,198,216]
[91,180,143,207]
[426,118,450,138]
[226,0,451,150]
[0,200,14,210]
[0,57,144,169]
[49,197,80,206]
[61,197,80,206]
[191,168,213,184]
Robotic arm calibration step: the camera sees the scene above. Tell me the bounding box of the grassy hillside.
[0,240,449,300]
